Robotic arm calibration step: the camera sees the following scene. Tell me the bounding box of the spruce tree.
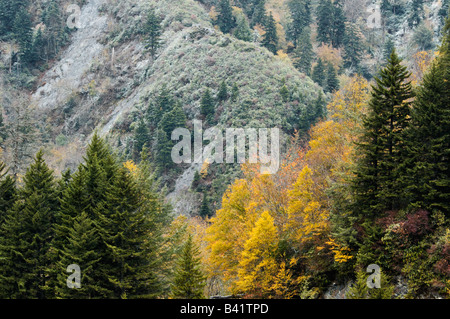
[155,128,174,173]
[311,58,326,87]
[0,162,15,224]
[231,83,239,102]
[0,150,58,298]
[330,0,346,48]
[234,12,252,42]
[262,11,278,54]
[56,211,105,298]
[133,118,151,161]
[352,49,413,218]
[200,89,215,123]
[217,81,228,102]
[405,18,450,216]
[251,0,267,27]
[143,8,163,59]
[343,23,364,70]
[159,102,186,141]
[316,0,346,48]
[316,0,333,45]
[98,167,161,298]
[287,0,312,47]
[326,62,339,93]
[12,8,33,64]
[408,0,424,28]
[217,0,236,34]
[0,0,28,35]
[199,192,211,218]
[292,27,313,76]
[170,234,206,299]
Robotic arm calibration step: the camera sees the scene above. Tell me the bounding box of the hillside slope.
[28,0,322,214]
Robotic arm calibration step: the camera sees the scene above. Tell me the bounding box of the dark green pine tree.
[217,0,236,34]
[151,85,175,125]
[170,234,206,299]
[408,0,424,28]
[352,49,413,218]
[143,8,163,59]
[231,82,239,102]
[279,83,289,103]
[316,0,346,48]
[0,162,15,224]
[251,0,267,27]
[155,128,174,173]
[56,211,105,299]
[12,8,34,64]
[98,167,161,298]
[159,101,187,138]
[262,11,278,54]
[200,88,215,123]
[330,0,346,48]
[31,27,45,64]
[0,0,28,35]
[316,0,333,45]
[199,192,212,218]
[380,0,392,17]
[133,117,151,161]
[326,62,339,93]
[0,150,59,299]
[217,81,228,102]
[234,12,252,42]
[311,58,326,87]
[41,0,64,59]
[405,19,450,216]
[299,92,326,133]
[342,23,364,70]
[292,27,313,76]
[287,0,312,47]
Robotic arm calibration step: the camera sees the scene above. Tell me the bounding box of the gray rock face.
[33,0,109,110]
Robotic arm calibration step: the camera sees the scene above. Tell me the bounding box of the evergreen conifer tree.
[170,234,206,299]
[217,81,228,102]
[56,211,105,298]
[143,8,163,59]
[287,0,311,47]
[234,12,252,42]
[326,62,339,93]
[12,8,33,64]
[262,11,278,54]
[0,162,15,224]
[0,150,58,298]
[311,58,326,87]
[352,49,413,218]
[293,27,313,76]
[133,118,151,161]
[409,0,424,28]
[251,0,267,27]
[343,23,364,70]
[217,0,236,34]
[405,18,450,215]
[200,89,215,123]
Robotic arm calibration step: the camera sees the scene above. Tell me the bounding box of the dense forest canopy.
[0,0,449,299]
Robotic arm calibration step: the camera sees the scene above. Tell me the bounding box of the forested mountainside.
[0,0,449,300]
